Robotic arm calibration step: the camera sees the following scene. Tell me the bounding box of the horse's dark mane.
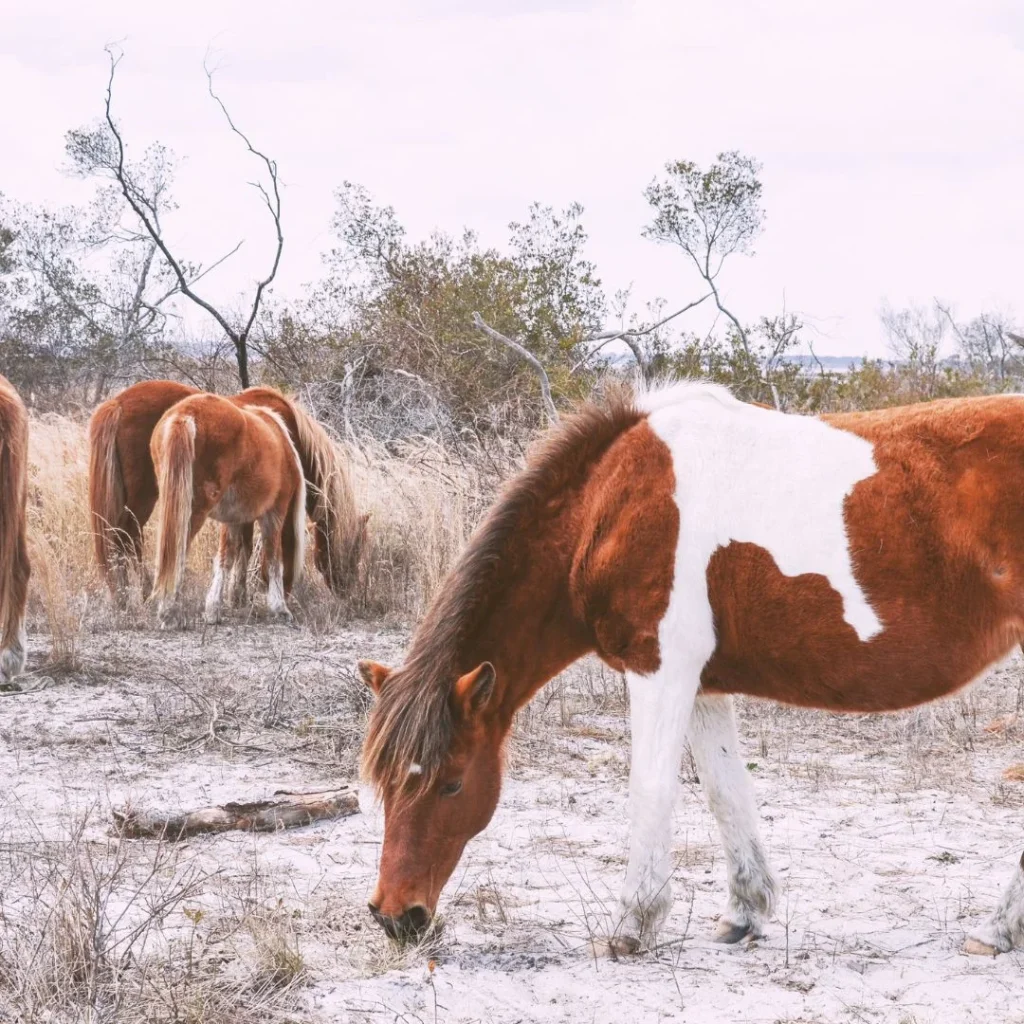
[361,392,643,796]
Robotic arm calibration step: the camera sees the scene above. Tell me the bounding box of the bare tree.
[936,301,1021,383]
[97,47,283,387]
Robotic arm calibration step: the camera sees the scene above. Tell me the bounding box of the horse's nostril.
[400,905,431,937]
[367,901,381,917]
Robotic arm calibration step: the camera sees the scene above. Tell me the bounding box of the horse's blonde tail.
[87,397,125,588]
[289,438,307,588]
[0,382,30,657]
[287,398,365,594]
[152,414,196,606]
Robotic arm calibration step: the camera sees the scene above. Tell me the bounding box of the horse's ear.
[453,662,497,719]
[358,660,391,694]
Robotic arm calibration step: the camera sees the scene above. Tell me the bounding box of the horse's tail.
[151,413,196,606]
[0,382,30,655]
[87,397,126,586]
[286,398,366,594]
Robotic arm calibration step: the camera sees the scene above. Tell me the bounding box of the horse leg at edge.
[258,515,292,623]
[689,693,777,942]
[965,851,1024,955]
[0,574,28,685]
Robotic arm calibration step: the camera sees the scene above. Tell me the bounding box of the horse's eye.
[440,779,463,797]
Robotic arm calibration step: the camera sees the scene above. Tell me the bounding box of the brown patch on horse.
[361,394,647,798]
[571,418,679,675]
[0,375,30,652]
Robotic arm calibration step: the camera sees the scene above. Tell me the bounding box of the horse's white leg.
[689,693,777,942]
[608,547,718,955]
[259,515,292,623]
[615,660,709,951]
[0,621,27,685]
[966,851,1024,955]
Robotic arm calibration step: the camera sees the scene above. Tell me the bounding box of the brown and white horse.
[0,375,30,686]
[89,381,366,606]
[361,381,1024,957]
[150,392,310,628]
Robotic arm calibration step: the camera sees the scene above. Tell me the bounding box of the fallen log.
[113,786,359,840]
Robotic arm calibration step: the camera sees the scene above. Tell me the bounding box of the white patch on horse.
[408,763,423,776]
[640,380,881,642]
[266,559,287,616]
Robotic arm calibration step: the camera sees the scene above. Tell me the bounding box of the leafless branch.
[472,312,559,423]
[571,292,713,374]
[100,47,284,388]
[204,59,284,355]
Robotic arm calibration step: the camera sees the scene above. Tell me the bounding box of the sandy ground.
[3,618,1024,1024]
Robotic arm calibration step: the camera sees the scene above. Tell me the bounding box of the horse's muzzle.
[368,901,432,943]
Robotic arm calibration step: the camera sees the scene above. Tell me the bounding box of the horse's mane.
[361,389,643,797]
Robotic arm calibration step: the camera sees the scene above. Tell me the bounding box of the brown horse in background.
[88,381,366,606]
[0,375,30,685]
[150,393,307,628]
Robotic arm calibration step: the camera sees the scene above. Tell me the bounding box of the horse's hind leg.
[227,522,254,608]
[205,524,247,624]
[689,693,777,943]
[966,851,1024,955]
[258,515,292,623]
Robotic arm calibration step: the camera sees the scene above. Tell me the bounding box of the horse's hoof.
[715,919,756,944]
[591,934,642,959]
[963,938,999,957]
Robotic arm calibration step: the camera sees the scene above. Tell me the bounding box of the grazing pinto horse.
[0,376,30,686]
[89,381,365,606]
[361,382,1024,957]
[150,393,310,628]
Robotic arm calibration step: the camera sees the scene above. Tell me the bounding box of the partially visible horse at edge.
[150,392,308,628]
[0,375,30,686]
[88,381,367,608]
[359,381,1024,958]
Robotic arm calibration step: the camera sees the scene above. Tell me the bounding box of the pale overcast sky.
[2,0,1022,356]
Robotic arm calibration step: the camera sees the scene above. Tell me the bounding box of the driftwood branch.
[112,786,358,841]
[472,312,559,423]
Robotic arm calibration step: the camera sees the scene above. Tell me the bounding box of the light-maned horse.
[0,375,30,686]
[89,381,366,607]
[360,381,1024,958]
[150,392,311,627]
